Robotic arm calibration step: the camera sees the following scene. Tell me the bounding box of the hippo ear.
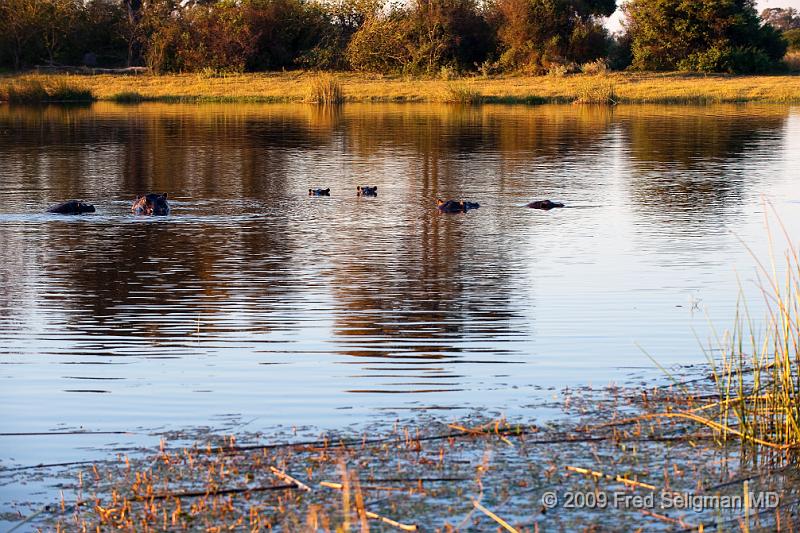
[325,188,330,193]
[356,186,361,191]
[161,193,168,199]
[373,186,377,191]
[436,199,443,206]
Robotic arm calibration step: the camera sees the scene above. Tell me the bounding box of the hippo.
[436,199,480,213]
[527,200,564,210]
[47,200,96,215]
[309,188,331,196]
[356,186,377,197]
[131,193,170,215]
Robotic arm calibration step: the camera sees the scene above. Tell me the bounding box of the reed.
[0,76,93,103]
[306,73,344,104]
[702,218,800,451]
[441,83,482,104]
[108,91,145,103]
[573,77,617,104]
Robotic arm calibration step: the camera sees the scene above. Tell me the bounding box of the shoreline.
[2,71,800,105]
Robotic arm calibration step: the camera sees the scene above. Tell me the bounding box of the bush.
[580,58,608,74]
[625,0,787,73]
[784,28,800,51]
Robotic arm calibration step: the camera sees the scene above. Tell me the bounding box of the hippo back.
[47,200,95,215]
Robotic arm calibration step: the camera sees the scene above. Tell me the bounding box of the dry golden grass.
[306,73,344,104]
[2,71,799,104]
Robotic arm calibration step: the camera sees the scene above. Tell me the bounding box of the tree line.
[0,0,797,75]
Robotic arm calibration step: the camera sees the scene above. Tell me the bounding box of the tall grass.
[441,83,482,104]
[703,223,800,451]
[573,77,617,104]
[0,77,93,103]
[306,73,344,104]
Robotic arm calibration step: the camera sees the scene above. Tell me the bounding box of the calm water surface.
[0,103,798,497]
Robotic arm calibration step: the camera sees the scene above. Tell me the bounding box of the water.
[0,103,798,509]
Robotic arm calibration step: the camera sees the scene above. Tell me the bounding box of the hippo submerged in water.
[47,200,96,215]
[309,188,331,196]
[357,186,377,197]
[436,199,480,213]
[131,193,170,215]
[527,200,564,210]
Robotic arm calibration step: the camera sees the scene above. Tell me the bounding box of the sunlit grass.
[306,73,344,104]
[0,76,93,103]
[3,72,800,104]
[440,82,482,104]
[702,216,800,451]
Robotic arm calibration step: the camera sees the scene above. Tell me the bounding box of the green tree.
[346,0,493,74]
[623,0,787,73]
[491,0,615,73]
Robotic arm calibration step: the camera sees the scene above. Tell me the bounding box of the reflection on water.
[0,103,798,462]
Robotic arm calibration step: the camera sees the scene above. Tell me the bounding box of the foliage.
[346,0,493,75]
[760,7,800,31]
[624,0,787,73]
[491,0,614,74]
[784,28,800,51]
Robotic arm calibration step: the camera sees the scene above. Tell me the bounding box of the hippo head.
[357,186,377,197]
[132,193,170,216]
[308,188,331,196]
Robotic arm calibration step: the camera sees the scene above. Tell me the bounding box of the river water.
[0,103,798,513]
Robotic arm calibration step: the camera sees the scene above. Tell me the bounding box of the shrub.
[785,51,800,71]
[784,28,800,51]
[625,0,787,73]
[580,58,608,74]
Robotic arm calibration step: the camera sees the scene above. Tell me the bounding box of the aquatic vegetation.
[27,382,798,531]
[306,74,344,105]
[0,76,93,103]
[441,83,483,104]
[573,77,617,104]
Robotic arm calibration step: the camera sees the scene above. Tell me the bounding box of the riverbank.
[2,71,800,104]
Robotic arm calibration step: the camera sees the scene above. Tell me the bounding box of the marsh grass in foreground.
[0,76,93,103]
[32,380,800,532]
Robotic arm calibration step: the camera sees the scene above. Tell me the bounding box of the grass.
[3,71,800,105]
[306,73,344,104]
[701,214,800,451]
[573,77,617,104]
[0,76,93,103]
[441,82,482,104]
